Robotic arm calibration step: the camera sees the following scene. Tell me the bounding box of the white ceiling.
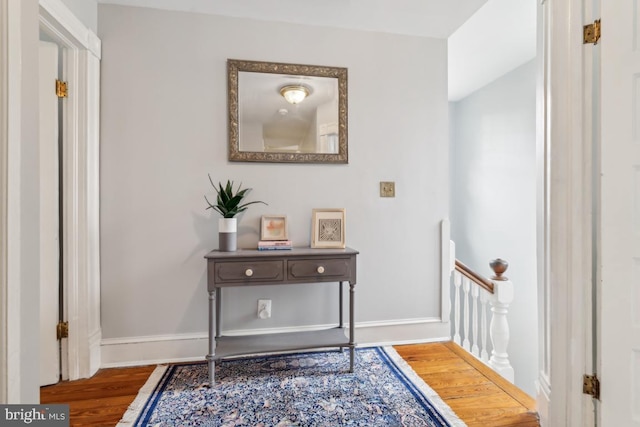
[96,0,536,101]
[96,0,488,39]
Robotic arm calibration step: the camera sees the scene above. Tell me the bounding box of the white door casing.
[38,40,61,386]
[2,0,28,403]
[535,0,551,421]
[599,1,640,425]
[1,0,100,400]
[540,0,597,425]
[38,0,102,381]
[0,0,9,404]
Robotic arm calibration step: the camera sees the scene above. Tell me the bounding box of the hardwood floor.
[40,365,157,427]
[41,341,539,426]
[395,342,539,427]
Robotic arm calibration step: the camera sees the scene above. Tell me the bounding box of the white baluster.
[480,289,489,362]
[462,277,471,351]
[471,284,480,357]
[488,259,514,383]
[453,271,462,345]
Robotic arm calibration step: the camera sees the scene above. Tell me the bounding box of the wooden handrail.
[455,259,494,294]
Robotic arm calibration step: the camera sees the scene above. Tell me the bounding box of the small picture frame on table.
[260,215,288,241]
[311,208,346,249]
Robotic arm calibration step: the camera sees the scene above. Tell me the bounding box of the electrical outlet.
[258,299,272,319]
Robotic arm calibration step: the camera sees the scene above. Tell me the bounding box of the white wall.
[98,5,449,363]
[450,60,538,396]
[60,0,98,33]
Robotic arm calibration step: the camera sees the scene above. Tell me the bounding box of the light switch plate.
[380,181,395,197]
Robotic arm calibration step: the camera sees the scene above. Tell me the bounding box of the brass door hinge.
[56,321,69,340]
[584,19,601,45]
[583,374,600,399]
[56,79,68,98]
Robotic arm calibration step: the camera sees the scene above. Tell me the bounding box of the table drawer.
[215,260,284,284]
[288,258,351,281]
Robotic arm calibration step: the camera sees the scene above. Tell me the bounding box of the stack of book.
[257,240,293,251]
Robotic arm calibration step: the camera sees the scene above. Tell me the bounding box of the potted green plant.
[205,176,266,251]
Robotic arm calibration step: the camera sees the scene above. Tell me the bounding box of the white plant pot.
[218,218,237,252]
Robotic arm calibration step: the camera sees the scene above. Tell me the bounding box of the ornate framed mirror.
[227,59,348,163]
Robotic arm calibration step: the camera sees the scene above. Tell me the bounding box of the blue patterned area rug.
[117,346,466,427]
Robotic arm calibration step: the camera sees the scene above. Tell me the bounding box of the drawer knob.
[245,268,254,277]
[317,266,325,274]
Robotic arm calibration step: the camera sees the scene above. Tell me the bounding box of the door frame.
[38,0,102,381]
[0,0,34,402]
[0,0,101,400]
[539,0,596,424]
[0,0,9,403]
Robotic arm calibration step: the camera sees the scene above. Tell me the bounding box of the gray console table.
[204,247,358,385]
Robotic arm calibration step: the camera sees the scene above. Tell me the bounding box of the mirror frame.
[227,59,348,163]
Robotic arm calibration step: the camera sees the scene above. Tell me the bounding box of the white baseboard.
[89,328,102,375]
[354,317,450,346]
[100,318,451,368]
[536,375,551,426]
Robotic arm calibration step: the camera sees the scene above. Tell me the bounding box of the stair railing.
[451,256,515,383]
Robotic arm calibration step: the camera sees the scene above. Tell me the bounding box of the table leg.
[207,290,216,386]
[215,287,222,338]
[339,281,344,328]
[349,281,355,372]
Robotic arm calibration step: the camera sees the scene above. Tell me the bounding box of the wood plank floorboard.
[40,365,157,427]
[395,342,540,427]
[40,342,540,426]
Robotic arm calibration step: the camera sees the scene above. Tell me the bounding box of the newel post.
[488,258,515,383]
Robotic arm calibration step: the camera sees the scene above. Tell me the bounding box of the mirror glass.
[228,59,348,163]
